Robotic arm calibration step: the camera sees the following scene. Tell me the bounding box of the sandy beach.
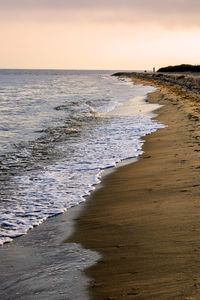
[69,74,200,299]
[1,0,199,297]
[1,72,200,299]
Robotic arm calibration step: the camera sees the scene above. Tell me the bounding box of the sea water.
[0,69,164,245]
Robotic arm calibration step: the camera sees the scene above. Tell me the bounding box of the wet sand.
[69,78,200,299]
[0,205,99,300]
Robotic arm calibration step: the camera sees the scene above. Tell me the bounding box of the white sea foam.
[0,70,165,245]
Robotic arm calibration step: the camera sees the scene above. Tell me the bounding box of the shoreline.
[0,204,99,300]
[0,73,162,299]
[69,75,200,299]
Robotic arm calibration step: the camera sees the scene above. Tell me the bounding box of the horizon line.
[0,67,149,72]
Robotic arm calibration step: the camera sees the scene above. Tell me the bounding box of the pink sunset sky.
[0,0,199,70]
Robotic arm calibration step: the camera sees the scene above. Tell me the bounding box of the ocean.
[0,69,164,246]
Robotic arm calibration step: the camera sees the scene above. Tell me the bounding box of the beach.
[69,73,200,299]
[1,0,199,297]
[0,72,200,299]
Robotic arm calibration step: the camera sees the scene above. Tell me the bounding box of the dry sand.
[69,77,200,299]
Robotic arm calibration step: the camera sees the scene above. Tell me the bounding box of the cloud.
[0,0,200,28]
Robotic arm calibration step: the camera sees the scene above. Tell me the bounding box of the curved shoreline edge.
[69,73,200,299]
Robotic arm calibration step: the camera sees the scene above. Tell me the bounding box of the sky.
[0,0,199,70]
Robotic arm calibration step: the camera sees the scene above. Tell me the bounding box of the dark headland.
[157,64,200,73]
